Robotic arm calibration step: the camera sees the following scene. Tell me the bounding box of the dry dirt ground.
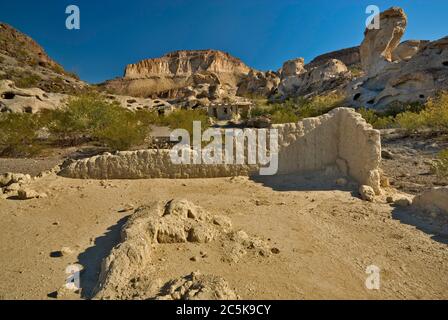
[0,170,448,300]
[381,130,448,195]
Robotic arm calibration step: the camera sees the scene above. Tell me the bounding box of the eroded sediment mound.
[94,199,271,300]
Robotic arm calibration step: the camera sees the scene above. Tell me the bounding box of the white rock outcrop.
[413,187,448,216]
[360,7,407,75]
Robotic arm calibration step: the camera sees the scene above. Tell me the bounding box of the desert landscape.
[1,5,448,300]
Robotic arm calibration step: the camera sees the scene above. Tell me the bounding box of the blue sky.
[0,0,446,83]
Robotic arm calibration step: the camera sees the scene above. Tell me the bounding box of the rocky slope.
[0,22,85,95]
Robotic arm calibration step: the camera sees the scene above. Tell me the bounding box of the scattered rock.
[359,185,375,202]
[382,150,395,160]
[17,188,46,200]
[156,272,238,300]
[118,204,135,213]
[394,196,413,207]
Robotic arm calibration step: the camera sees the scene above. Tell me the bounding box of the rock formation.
[308,46,361,69]
[101,50,253,99]
[278,59,351,98]
[349,7,448,109]
[359,7,407,75]
[236,70,280,97]
[392,40,430,62]
[124,50,251,79]
[279,58,306,78]
[0,79,66,113]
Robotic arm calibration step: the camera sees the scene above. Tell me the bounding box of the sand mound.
[94,199,271,299]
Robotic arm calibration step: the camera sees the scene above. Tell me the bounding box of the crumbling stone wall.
[59,108,381,191]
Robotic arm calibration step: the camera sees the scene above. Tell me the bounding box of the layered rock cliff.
[101,50,253,98]
[124,50,251,79]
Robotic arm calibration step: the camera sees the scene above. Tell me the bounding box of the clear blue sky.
[0,0,446,83]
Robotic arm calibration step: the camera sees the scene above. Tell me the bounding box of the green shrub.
[0,113,42,156]
[250,93,345,124]
[43,93,151,150]
[159,109,210,137]
[14,73,42,88]
[357,108,395,129]
[395,92,448,131]
[430,149,448,177]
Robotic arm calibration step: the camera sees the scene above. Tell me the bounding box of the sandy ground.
[0,171,447,300]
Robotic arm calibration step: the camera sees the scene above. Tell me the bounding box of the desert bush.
[357,108,395,129]
[395,92,448,131]
[430,149,448,177]
[251,93,345,124]
[159,109,210,136]
[348,66,364,78]
[295,93,345,119]
[14,72,42,88]
[0,113,42,156]
[43,93,151,150]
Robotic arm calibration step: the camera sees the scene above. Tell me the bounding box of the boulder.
[17,188,47,200]
[413,187,448,215]
[279,58,306,78]
[392,40,430,62]
[236,70,280,97]
[279,59,351,97]
[359,185,375,202]
[0,80,66,113]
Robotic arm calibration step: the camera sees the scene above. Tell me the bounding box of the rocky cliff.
[101,50,253,98]
[124,50,251,79]
[0,22,85,95]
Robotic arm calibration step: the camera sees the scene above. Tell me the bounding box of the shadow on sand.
[391,206,448,245]
[77,216,129,299]
[249,172,356,193]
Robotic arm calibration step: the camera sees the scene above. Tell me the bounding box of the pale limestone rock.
[280,58,306,78]
[17,188,46,200]
[349,7,448,109]
[0,80,66,113]
[360,7,407,75]
[359,185,375,202]
[413,187,448,215]
[278,59,350,97]
[236,70,280,97]
[392,40,429,62]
